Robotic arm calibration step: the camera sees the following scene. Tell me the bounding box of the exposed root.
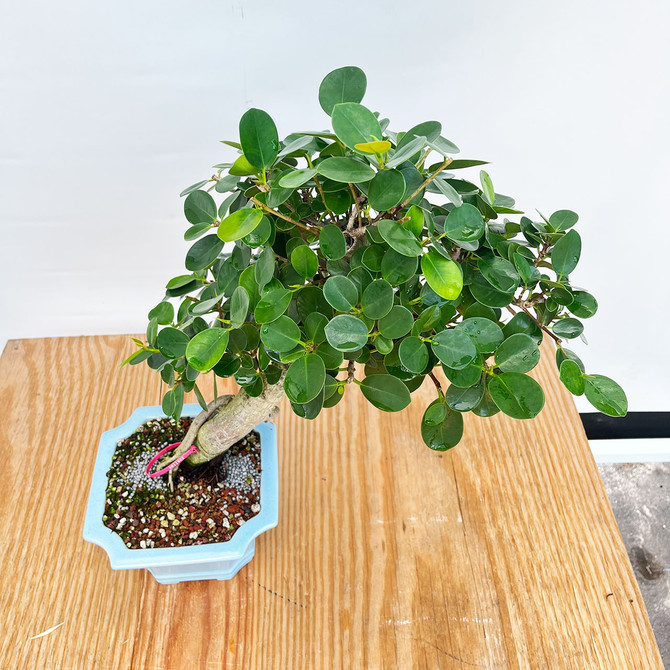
[155,395,233,490]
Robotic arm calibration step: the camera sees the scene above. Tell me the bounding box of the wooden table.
[0,336,662,669]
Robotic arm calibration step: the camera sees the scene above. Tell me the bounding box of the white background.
[1,0,669,413]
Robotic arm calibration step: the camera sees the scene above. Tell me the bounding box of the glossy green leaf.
[386,135,427,169]
[443,159,488,170]
[319,224,347,260]
[367,169,406,211]
[278,168,317,188]
[398,336,429,374]
[361,279,394,319]
[184,190,217,224]
[423,401,447,426]
[254,288,292,323]
[513,252,541,287]
[266,178,294,209]
[361,245,385,272]
[316,157,376,183]
[180,180,210,197]
[323,275,358,312]
[457,317,504,354]
[331,102,382,151]
[428,136,460,156]
[569,291,598,318]
[421,250,463,300]
[478,257,520,293]
[166,274,196,290]
[218,209,263,242]
[254,247,275,289]
[559,359,585,395]
[398,161,424,205]
[284,354,326,404]
[444,203,485,243]
[442,356,483,387]
[214,174,239,193]
[324,188,353,214]
[276,135,313,158]
[433,177,463,207]
[431,329,477,369]
[421,402,464,450]
[503,312,543,345]
[295,285,333,321]
[229,154,258,176]
[552,318,584,339]
[399,121,442,147]
[184,222,213,241]
[304,312,328,344]
[318,66,367,115]
[291,245,318,279]
[488,372,545,419]
[469,273,515,308]
[378,305,414,339]
[584,375,627,417]
[185,328,229,372]
[494,333,540,373]
[445,382,485,412]
[552,230,581,277]
[157,327,189,359]
[260,315,301,352]
[556,347,585,373]
[213,353,240,378]
[229,286,249,329]
[381,249,418,284]
[480,170,495,205]
[404,205,424,236]
[375,335,394,355]
[360,374,411,412]
[148,301,174,326]
[549,209,579,232]
[185,235,224,271]
[239,108,279,169]
[378,220,423,257]
[162,385,184,422]
[471,388,500,417]
[324,314,369,351]
[315,342,344,370]
[291,389,325,420]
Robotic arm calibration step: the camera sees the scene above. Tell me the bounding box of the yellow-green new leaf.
[354,140,391,155]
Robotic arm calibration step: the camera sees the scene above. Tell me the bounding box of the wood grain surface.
[0,336,662,669]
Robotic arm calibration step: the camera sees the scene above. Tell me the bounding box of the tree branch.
[513,301,562,345]
[400,158,453,208]
[250,197,320,235]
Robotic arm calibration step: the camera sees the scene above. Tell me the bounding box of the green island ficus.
[125,66,627,472]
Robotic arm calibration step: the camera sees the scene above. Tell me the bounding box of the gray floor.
[599,463,669,667]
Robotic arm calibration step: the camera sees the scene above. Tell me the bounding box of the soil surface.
[103,417,261,549]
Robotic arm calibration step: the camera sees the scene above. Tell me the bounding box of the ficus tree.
[125,66,627,474]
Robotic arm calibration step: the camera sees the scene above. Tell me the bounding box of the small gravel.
[103,417,261,549]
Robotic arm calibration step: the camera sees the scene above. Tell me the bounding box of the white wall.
[2,0,669,412]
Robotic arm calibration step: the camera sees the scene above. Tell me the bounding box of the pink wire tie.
[145,442,199,478]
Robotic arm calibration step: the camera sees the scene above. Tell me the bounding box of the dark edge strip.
[580,412,670,440]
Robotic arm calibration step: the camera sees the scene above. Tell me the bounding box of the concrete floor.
[598,463,669,667]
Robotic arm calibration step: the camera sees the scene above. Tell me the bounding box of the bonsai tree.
[124,66,627,477]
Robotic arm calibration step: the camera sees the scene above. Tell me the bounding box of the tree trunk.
[186,372,286,466]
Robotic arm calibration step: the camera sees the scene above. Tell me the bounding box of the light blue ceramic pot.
[83,404,278,584]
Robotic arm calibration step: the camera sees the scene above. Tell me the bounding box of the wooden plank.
[0,335,662,669]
